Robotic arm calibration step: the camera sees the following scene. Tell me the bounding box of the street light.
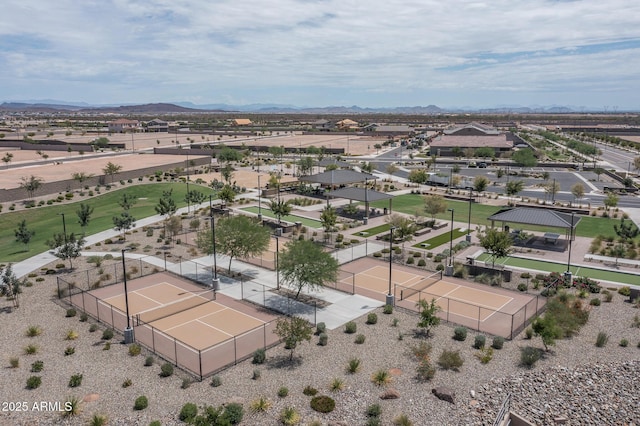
[466,187,473,242]
[121,248,134,344]
[275,235,280,289]
[565,212,575,285]
[445,208,454,276]
[209,195,220,290]
[257,174,262,221]
[386,226,396,307]
[59,213,67,245]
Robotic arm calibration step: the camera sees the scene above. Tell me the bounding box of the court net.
[399,270,442,301]
[135,289,215,325]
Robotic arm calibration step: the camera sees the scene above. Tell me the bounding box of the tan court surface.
[338,257,543,338]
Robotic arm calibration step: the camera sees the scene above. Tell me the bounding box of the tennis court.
[68,272,280,378]
[337,258,544,338]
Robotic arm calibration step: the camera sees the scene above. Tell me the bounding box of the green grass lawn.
[369,194,623,239]
[412,228,468,249]
[476,253,640,285]
[0,183,196,263]
[352,223,390,237]
[241,206,322,228]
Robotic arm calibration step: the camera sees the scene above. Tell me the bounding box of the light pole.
[445,208,454,276]
[257,174,262,221]
[275,235,280,290]
[386,226,396,306]
[565,212,575,285]
[209,195,220,290]
[121,248,134,344]
[186,152,190,215]
[59,213,67,245]
[466,187,473,242]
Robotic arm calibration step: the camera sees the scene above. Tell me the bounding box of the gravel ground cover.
[1,248,638,425]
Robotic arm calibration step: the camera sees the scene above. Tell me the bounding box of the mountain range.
[0,101,598,114]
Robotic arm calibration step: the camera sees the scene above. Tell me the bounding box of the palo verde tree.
[217,184,236,206]
[473,175,489,194]
[512,148,538,167]
[505,180,525,203]
[478,227,513,268]
[19,175,44,199]
[278,239,338,299]
[604,192,619,213]
[531,314,562,352]
[319,205,337,241]
[48,233,86,270]
[196,215,270,272]
[570,183,585,207]
[274,315,314,361]
[386,213,417,248]
[76,203,94,229]
[14,219,35,251]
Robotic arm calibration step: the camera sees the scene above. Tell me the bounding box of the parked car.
[478,162,487,168]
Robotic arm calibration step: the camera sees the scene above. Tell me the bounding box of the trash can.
[383,207,388,215]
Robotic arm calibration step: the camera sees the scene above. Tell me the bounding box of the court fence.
[239,280,318,325]
[55,278,281,381]
[394,280,546,339]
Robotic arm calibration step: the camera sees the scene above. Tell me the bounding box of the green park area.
[412,228,469,250]
[368,194,623,239]
[476,253,640,286]
[0,183,194,263]
[241,206,322,229]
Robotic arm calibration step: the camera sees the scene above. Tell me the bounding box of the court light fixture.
[121,248,134,344]
[386,226,396,307]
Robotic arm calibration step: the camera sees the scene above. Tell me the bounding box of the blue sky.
[2,0,640,110]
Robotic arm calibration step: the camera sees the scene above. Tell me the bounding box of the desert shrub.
[520,346,541,367]
[222,403,244,424]
[330,377,344,391]
[89,324,98,333]
[160,362,174,377]
[416,358,436,381]
[310,395,335,413]
[355,334,366,344]
[618,286,631,296]
[525,327,533,339]
[411,341,432,360]
[26,376,42,389]
[620,338,629,347]
[144,356,154,367]
[595,331,609,347]
[89,414,108,426]
[318,333,328,346]
[24,344,38,355]
[492,336,505,350]
[66,309,77,318]
[250,396,272,413]
[102,342,110,351]
[210,375,222,387]
[101,329,114,340]
[277,386,289,397]
[66,330,79,340]
[64,346,76,356]
[517,283,528,292]
[181,378,192,389]
[475,346,494,364]
[345,321,357,334]
[252,348,266,364]
[590,298,601,306]
[26,325,42,337]
[252,369,261,380]
[453,326,467,341]
[303,385,318,396]
[391,318,399,327]
[31,360,43,372]
[437,349,464,370]
[366,313,378,324]
[69,373,83,388]
[346,357,361,374]
[9,357,19,368]
[79,313,88,322]
[62,396,81,417]
[383,305,393,314]
[406,256,415,265]
[393,414,413,426]
[473,335,486,349]
[279,406,301,425]
[122,378,132,388]
[602,290,613,302]
[134,396,148,410]
[315,322,326,335]
[371,369,392,387]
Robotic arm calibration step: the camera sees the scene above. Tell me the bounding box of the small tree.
[103,162,122,183]
[14,219,35,251]
[274,316,313,361]
[185,190,205,206]
[19,175,44,199]
[478,227,513,268]
[218,184,236,206]
[278,239,339,298]
[408,169,428,184]
[386,164,398,175]
[113,212,136,240]
[2,152,14,168]
[512,148,537,167]
[197,215,270,272]
[270,199,292,225]
[416,298,440,337]
[505,180,524,203]
[544,180,560,203]
[118,192,137,211]
[604,192,619,212]
[614,218,639,244]
[473,175,489,194]
[386,213,416,248]
[298,156,314,176]
[166,216,182,242]
[570,183,585,207]
[594,167,604,182]
[76,203,94,228]
[220,164,234,184]
[320,205,337,240]
[71,172,94,185]
[610,243,626,267]
[0,264,24,308]
[531,315,562,351]
[423,195,447,223]
[50,233,85,270]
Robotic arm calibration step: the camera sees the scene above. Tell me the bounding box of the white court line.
[433,285,514,322]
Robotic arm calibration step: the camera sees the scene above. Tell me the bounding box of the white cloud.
[1,0,639,108]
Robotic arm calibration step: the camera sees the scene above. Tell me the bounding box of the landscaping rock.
[432,387,455,404]
[380,388,400,400]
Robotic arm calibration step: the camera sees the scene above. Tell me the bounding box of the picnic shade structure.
[325,187,394,223]
[487,207,581,246]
